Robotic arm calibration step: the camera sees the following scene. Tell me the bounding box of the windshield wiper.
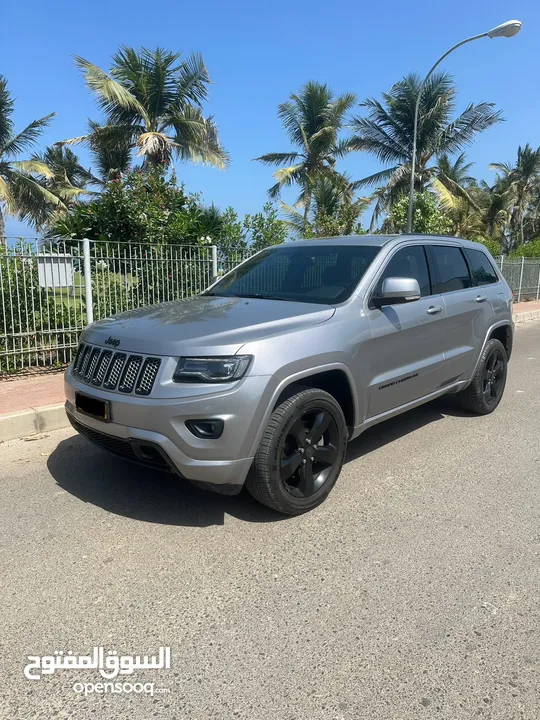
[232,293,291,301]
[203,292,290,301]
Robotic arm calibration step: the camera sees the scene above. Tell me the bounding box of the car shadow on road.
[47,395,468,528]
[345,394,469,462]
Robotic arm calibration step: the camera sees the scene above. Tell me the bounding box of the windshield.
[204,244,381,304]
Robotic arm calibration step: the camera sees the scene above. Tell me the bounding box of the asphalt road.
[1,321,539,720]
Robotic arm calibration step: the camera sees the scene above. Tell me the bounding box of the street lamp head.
[487,20,522,39]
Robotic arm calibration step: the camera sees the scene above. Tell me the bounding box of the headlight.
[172,356,252,383]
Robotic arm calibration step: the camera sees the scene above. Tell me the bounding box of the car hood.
[82,295,335,356]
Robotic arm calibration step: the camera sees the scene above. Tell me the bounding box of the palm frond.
[368,188,390,231]
[176,51,211,106]
[348,115,409,164]
[8,170,67,228]
[435,169,481,211]
[279,201,307,236]
[0,174,15,214]
[253,151,302,166]
[1,113,55,159]
[489,161,513,176]
[353,166,401,188]
[60,134,90,147]
[273,164,304,188]
[329,92,357,120]
[34,145,97,188]
[0,76,15,151]
[431,177,461,211]
[437,102,503,155]
[169,106,229,168]
[74,55,151,126]
[11,159,55,179]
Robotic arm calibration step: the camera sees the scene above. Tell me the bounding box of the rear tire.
[246,388,347,515]
[456,338,507,415]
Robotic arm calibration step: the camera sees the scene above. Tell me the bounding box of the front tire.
[246,388,347,515]
[456,338,507,414]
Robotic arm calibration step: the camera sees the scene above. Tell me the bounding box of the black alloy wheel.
[280,408,340,498]
[456,337,508,415]
[246,387,348,515]
[482,347,505,406]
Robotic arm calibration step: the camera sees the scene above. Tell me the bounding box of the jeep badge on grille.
[105,337,121,348]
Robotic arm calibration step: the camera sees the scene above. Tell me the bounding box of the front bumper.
[64,366,271,491]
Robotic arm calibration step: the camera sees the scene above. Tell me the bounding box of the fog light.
[185,419,224,439]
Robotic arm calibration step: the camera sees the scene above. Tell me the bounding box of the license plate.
[75,392,111,422]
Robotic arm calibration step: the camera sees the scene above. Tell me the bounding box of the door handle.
[476,295,488,303]
[426,305,443,315]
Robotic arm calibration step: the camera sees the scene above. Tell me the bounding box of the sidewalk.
[0,372,67,442]
[1,300,539,442]
[513,298,540,322]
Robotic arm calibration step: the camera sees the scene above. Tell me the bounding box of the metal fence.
[495,257,540,302]
[0,238,247,374]
[1,238,539,375]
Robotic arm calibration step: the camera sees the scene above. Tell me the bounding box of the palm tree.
[348,72,502,226]
[32,145,96,206]
[281,173,369,237]
[0,76,65,239]
[478,179,512,248]
[490,144,540,246]
[83,120,132,182]
[255,82,356,222]
[435,152,476,195]
[64,47,228,173]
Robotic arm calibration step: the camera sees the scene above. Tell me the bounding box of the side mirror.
[373,277,421,307]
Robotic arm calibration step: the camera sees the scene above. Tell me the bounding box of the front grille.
[72,343,161,396]
[84,347,101,382]
[104,353,127,390]
[119,355,143,393]
[136,358,161,396]
[92,350,112,385]
[78,344,92,378]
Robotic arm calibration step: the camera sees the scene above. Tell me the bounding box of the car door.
[428,244,495,383]
[366,244,447,419]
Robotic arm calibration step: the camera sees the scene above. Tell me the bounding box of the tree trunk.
[303,188,312,234]
[0,207,5,247]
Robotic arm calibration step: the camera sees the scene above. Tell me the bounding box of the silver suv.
[65,235,513,515]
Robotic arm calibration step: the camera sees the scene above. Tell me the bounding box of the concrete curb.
[514,308,540,323]
[0,403,68,443]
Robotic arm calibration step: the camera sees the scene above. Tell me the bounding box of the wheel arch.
[247,363,359,458]
[272,367,357,435]
[469,320,513,384]
[488,323,513,360]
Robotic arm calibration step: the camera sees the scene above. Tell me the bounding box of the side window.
[466,249,499,286]
[431,246,471,293]
[376,245,431,298]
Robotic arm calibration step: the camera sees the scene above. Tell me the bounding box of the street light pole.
[406,20,522,234]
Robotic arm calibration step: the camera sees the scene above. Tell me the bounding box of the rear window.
[205,244,381,304]
[466,249,499,286]
[431,246,471,293]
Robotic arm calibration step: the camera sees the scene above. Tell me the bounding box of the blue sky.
[1,0,538,237]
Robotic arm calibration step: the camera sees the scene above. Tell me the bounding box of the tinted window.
[466,249,499,286]
[431,246,471,293]
[205,245,381,304]
[376,245,431,298]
